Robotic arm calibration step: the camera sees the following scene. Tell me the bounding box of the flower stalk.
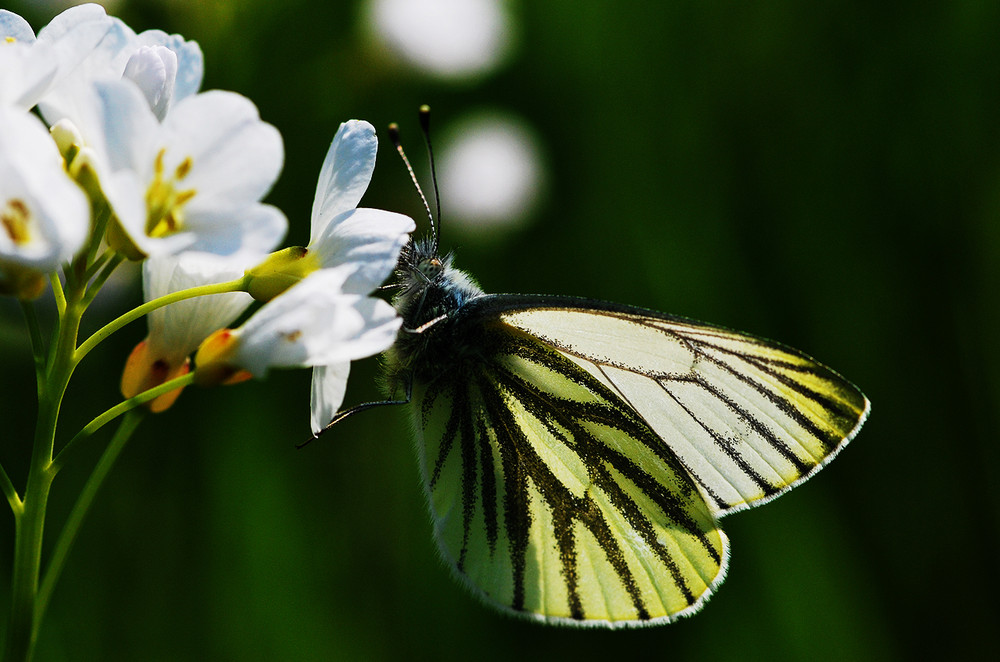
[36,411,146,630]
[4,264,87,662]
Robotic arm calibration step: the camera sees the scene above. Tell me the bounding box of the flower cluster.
[2,5,414,659]
[1,3,414,428]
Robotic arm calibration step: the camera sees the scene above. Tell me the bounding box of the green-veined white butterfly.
[328,110,869,627]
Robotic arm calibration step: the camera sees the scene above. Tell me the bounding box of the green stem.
[1,462,21,516]
[50,373,194,475]
[81,248,113,284]
[74,275,250,365]
[81,253,125,307]
[82,201,112,267]
[4,464,53,662]
[48,273,65,318]
[35,411,145,630]
[4,276,87,662]
[4,378,63,662]
[18,301,46,393]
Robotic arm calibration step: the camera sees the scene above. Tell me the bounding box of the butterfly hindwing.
[412,314,729,626]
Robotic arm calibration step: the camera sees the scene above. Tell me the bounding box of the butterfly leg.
[299,379,414,448]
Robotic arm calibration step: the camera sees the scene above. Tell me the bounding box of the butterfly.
[327,111,869,627]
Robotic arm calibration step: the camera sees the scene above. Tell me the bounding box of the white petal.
[144,253,254,363]
[136,29,203,104]
[36,17,201,129]
[0,10,36,42]
[310,207,414,294]
[180,203,288,263]
[310,120,377,240]
[0,39,57,109]
[309,362,351,435]
[338,296,403,359]
[0,9,60,109]
[36,3,115,77]
[79,80,157,250]
[36,3,111,44]
[233,269,401,377]
[122,45,178,120]
[87,79,158,173]
[36,4,116,101]
[36,15,131,128]
[233,268,351,375]
[164,90,283,211]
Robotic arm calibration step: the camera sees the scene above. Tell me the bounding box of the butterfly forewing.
[412,321,728,626]
[498,304,870,515]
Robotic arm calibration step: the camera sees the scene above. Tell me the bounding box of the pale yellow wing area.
[500,306,870,515]
[411,324,728,627]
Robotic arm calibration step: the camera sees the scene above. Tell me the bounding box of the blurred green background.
[2,0,998,660]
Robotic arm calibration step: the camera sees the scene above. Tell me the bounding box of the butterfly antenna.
[418,105,442,254]
[388,121,436,245]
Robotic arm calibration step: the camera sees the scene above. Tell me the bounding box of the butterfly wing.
[413,315,728,626]
[494,296,871,515]
[410,295,868,626]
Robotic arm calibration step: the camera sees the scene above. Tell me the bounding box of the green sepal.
[244,245,318,302]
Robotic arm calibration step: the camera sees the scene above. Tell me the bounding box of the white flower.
[229,268,400,376]
[121,253,254,410]
[194,269,401,401]
[0,107,89,294]
[37,12,201,126]
[305,120,414,432]
[78,79,286,263]
[195,120,414,433]
[0,4,113,111]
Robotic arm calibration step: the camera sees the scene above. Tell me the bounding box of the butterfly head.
[392,236,482,331]
[410,238,446,283]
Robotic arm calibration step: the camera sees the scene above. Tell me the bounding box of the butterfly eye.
[417,257,443,280]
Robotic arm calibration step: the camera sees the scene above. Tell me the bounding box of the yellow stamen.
[145,148,197,239]
[1,199,32,245]
[175,157,193,179]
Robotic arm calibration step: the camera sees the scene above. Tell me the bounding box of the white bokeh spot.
[438,112,545,232]
[367,0,515,79]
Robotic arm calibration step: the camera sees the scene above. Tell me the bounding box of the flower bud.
[244,246,319,302]
[50,119,83,165]
[121,339,190,413]
[192,328,251,386]
[123,45,178,120]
